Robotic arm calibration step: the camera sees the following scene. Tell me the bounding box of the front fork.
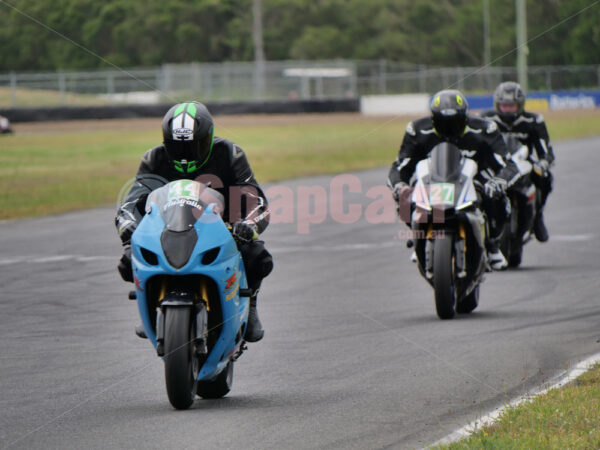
[423,225,466,279]
[154,277,211,358]
[155,304,208,358]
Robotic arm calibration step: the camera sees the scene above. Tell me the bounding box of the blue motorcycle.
[130,179,251,409]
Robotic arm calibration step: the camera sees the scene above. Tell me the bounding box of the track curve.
[1,137,599,449]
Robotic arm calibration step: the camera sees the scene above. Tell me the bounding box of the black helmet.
[162,101,214,173]
[493,81,525,124]
[430,89,468,141]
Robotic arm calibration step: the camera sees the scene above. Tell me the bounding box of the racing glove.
[392,182,413,224]
[533,159,550,177]
[231,221,258,243]
[484,177,508,199]
[118,245,133,282]
[392,182,413,203]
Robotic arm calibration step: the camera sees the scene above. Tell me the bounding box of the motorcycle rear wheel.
[433,235,456,320]
[508,242,523,267]
[196,360,234,399]
[164,307,198,410]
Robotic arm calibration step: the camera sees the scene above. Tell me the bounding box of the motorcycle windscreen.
[148,180,225,269]
[146,180,209,231]
[429,143,463,182]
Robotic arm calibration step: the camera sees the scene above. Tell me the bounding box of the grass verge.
[434,363,600,450]
[1,110,599,220]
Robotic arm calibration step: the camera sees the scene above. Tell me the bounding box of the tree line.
[0,0,598,72]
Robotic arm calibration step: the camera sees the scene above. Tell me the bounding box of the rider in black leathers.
[388,89,521,270]
[480,81,554,242]
[115,101,272,342]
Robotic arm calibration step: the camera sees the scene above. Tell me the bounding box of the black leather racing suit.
[480,110,554,210]
[115,137,272,289]
[387,115,520,241]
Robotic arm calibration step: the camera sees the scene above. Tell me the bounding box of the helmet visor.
[432,113,467,139]
[165,132,213,170]
[498,103,518,114]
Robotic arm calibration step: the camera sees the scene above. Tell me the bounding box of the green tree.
[0,0,598,72]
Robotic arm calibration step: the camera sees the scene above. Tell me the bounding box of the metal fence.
[1,60,599,107]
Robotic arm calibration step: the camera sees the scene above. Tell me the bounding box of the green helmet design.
[430,89,469,141]
[162,101,214,173]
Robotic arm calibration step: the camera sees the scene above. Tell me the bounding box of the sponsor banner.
[540,91,599,110]
[466,90,600,111]
[464,95,494,111]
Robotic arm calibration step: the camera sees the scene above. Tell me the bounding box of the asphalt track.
[1,137,599,450]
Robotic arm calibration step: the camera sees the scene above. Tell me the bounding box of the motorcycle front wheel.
[164,307,198,410]
[433,235,456,320]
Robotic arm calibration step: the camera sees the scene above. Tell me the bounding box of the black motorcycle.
[499,135,537,268]
[409,143,487,319]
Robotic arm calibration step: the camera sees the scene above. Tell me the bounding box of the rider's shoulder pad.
[405,121,416,136]
[140,145,166,170]
[232,143,245,159]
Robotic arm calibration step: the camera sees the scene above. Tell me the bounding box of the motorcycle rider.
[480,81,554,242]
[388,89,521,270]
[115,101,272,343]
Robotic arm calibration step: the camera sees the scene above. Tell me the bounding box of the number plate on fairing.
[428,183,455,205]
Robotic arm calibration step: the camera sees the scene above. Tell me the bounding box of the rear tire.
[196,361,234,399]
[433,236,455,320]
[164,307,197,410]
[508,243,523,268]
[456,285,479,314]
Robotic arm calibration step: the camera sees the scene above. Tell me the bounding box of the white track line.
[269,241,399,252]
[549,233,594,242]
[0,255,113,266]
[429,351,600,448]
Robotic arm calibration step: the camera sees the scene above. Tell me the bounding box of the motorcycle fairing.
[410,144,487,302]
[131,181,249,381]
[412,156,478,213]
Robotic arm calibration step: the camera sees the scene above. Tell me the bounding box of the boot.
[486,240,507,271]
[135,323,147,339]
[533,212,549,242]
[244,296,264,343]
[410,251,417,263]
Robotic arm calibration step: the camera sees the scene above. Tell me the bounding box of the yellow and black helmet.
[430,90,469,140]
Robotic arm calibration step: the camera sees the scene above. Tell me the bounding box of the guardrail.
[0,98,360,123]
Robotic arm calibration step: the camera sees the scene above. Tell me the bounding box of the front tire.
[196,360,234,399]
[164,307,198,410]
[433,235,455,320]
